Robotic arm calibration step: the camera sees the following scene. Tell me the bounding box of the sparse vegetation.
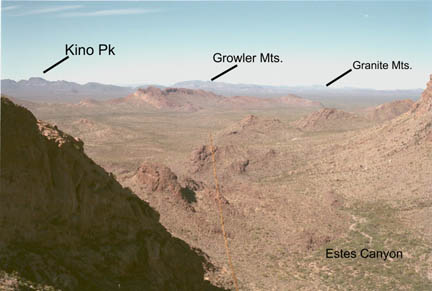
[3,76,431,290]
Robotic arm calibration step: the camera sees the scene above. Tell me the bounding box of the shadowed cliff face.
[0,97,223,290]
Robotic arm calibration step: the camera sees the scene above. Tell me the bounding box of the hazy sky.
[2,1,431,89]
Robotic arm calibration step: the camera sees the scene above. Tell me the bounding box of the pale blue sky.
[2,1,431,89]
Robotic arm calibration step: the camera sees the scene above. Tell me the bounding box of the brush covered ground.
[6,78,432,290]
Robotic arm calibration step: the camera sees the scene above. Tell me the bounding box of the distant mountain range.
[1,77,134,103]
[1,78,423,108]
[172,80,423,108]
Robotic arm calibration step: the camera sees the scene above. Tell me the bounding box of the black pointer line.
[43,56,70,74]
[211,64,238,81]
[326,69,352,87]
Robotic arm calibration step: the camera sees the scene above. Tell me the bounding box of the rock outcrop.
[190,144,251,177]
[190,145,215,173]
[292,108,367,131]
[135,162,182,195]
[112,87,223,112]
[0,97,223,290]
[222,114,283,136]
[133,162,201,210]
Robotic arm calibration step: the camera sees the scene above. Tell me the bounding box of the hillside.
[7,75,431,290]
[352,74,432,153]
[220,114,284,136]
[0,97,223,290]
[363,99,414,122]
[292,108,369,131]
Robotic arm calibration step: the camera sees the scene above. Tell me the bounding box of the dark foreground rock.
[0,97,224,291]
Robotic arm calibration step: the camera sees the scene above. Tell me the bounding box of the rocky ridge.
[292,108,367,131]
[372,74,432,149]
[111,87,224,112]
[0,97,223,290]
[364,99,414,122]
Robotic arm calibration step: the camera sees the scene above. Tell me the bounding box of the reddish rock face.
[135,162,182,195]
[190,145,214,173]
[134,161,229,207]
[183,177,205,191]
[114,86,222,112]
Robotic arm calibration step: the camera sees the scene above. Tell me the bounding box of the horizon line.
[1,77,425,91]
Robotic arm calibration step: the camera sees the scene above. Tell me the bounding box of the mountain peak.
[23,77,49,85]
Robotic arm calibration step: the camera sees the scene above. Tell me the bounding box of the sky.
[1,1,431,89]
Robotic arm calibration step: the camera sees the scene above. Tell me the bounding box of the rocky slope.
[220,114,284,136]
[292,108,369,131]
[190,144,250,177]
[411,74,432,116]
[363,99,414,122]
[352,74,432,154]
[0,97,223,291]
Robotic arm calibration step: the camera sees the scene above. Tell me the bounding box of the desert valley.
[1,75,431,290]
